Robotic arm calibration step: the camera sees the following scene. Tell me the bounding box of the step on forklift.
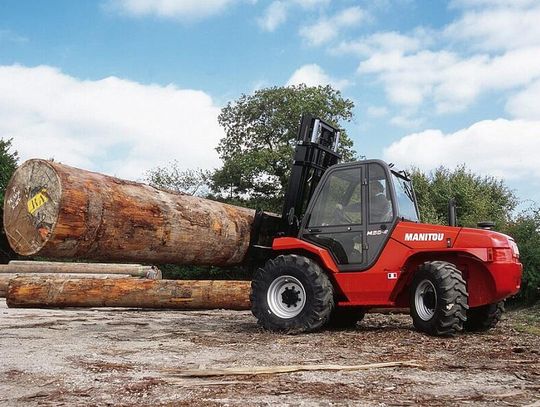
[248,115,522,336]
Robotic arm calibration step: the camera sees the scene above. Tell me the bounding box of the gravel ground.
[0,299,539,406]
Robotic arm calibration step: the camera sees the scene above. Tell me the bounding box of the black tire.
[410,261,469,336]
[250,254,334,334]
[327,308,366,329]
[464,301,505,331]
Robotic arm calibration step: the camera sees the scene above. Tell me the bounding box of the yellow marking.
[27,189,48,215]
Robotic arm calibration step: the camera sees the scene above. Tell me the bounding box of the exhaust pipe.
[448,198,457,227]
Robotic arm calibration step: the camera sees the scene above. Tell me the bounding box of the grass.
[509,303,540,335]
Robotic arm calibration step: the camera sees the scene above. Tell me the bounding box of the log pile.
[2,160,265,310]
[3,159,256,266]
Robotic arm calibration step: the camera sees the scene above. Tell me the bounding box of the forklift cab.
[300,159,419,271]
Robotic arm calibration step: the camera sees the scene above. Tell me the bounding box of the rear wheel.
[464,301,505,331]
[251,254,334,333]
[327,307,365,329]
[410,261,469,336]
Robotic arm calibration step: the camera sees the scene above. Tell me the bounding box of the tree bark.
[0,273,133,298]
[5,261,162,279]
[3,160,256,266]
[6,277,251,310]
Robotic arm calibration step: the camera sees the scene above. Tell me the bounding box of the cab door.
[300,161,397,271]
[365,162,396,267]
[300,165,367,268]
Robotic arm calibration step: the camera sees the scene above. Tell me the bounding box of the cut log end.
[3,159,61,256]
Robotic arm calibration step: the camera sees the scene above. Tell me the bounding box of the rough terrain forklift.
[248,115,522,336]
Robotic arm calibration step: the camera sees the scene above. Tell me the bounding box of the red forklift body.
[273,221,522,309]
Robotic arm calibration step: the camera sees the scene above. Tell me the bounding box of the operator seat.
[370,180,392,222]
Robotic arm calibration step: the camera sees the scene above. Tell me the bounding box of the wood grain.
[6,277,252,310]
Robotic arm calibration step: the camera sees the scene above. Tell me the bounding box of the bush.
[504,209,540,304]
[160,264,250,281]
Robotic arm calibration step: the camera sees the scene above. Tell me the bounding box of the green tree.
[411,165,517,228]
[504,208,540,303]
[0,138,19,263]
[213,84,356,211]
[145,160,210,196]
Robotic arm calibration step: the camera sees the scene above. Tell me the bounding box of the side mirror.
[287,207,296,226]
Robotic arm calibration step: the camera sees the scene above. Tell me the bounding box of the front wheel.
[410,261,469,336]
[251,254,334,333]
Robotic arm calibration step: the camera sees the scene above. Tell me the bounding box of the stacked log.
[6,277,252,310]
[3,159,256,266]
[3,261,162,279]
[0,273,132,297]
[0,261,161,297]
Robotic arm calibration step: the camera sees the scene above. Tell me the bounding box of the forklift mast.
[281,114,342,236]
[247,115,342,261]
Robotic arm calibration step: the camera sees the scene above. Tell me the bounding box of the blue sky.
[1,0,540,207]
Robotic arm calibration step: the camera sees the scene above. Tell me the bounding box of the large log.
[6,277,252,310]
[3,159,256,266]
[4,261,162,279]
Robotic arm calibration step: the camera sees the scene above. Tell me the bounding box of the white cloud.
[299,6,367,46]
[506,80,540,120]
[334,30,428,56]
[358,46,540,112]
[0,65,223,180]
[366,106,389,118]
[258,1,288,32]
[444,3,540,52]
[256,0,329,32]
[339,0,540,120]
[286,64,349,90]
[383,119,540,180]
[106,0,242,20]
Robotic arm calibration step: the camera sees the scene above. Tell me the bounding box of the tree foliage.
[504,208,540,303]
[411,165,517,228]
[145,160,210,196]
[0,138,19,263]
[213,84,356,211]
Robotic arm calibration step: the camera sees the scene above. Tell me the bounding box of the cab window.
[308,167,362,227]
[368,163,393,223]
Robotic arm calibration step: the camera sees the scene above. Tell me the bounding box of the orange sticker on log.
[27,189,48,215]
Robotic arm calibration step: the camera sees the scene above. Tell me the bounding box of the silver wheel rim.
[415,280,437,321]
[267,275,306,319]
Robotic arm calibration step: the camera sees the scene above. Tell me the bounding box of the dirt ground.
[0,300,539,407]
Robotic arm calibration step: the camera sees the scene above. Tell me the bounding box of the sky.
[1,0,540,207]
